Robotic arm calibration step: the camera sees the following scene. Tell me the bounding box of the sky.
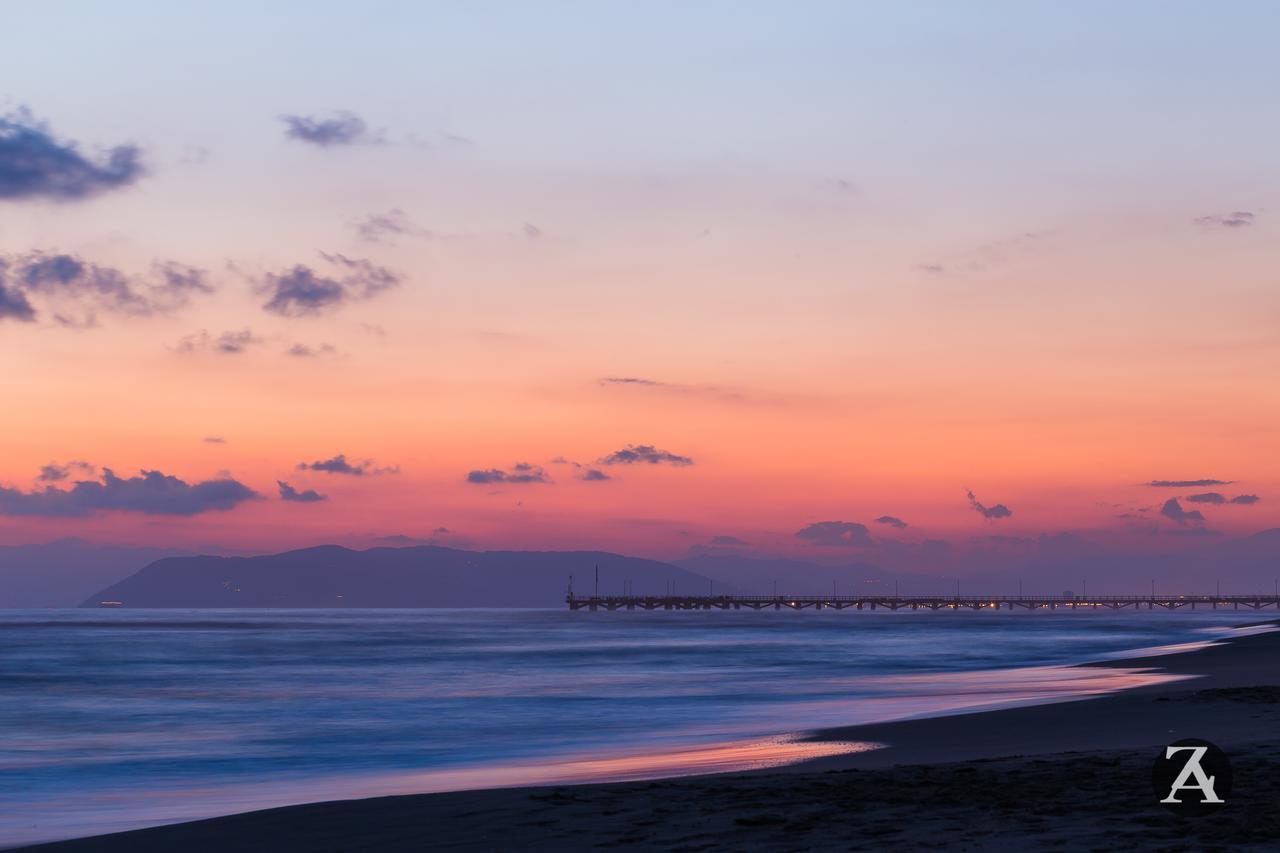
[1,1,1277,566]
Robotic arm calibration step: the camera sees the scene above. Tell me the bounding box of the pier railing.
[566,593,1280,612]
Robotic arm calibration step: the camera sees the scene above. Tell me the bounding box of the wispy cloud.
[1193,211,1255,229]
[598,376,748,404]
[1147,478,1232,488]
[874,515,908,529]
[352,209,432,244]
[0,108,144,201]
[174,329,263,355]
[285,342,337,358]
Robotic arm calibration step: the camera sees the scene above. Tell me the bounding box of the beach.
[18,620,1280,852]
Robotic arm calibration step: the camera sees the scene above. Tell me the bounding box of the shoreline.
[19,620,1280,851]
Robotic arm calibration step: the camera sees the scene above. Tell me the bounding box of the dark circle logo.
[1151,738,1232,816]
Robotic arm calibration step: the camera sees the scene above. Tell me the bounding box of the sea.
[0,607,1258,845]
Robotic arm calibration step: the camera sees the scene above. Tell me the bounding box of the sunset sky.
[1,2,1276,564]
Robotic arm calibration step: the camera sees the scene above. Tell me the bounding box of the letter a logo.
[1152,738,1232,816]
[1160,746,1223,803]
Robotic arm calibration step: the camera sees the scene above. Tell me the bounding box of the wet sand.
[19,622,1280,852]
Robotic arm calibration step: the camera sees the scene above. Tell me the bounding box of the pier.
[566,593,1280,612]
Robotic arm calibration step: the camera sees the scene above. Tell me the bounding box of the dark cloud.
[599,444,694,466]
[967,490,1012,520]
[1,253,211,324]
[297,454,395,476]
[203,437,226,444]
[0,468,257,517]
[37,461,93,482]
[710,535,750,546]
[465,463,549,485]
[258,253,399,317]
[1183,492,1261,506]
[280,111,368,146]
[579,468,611,482]
[1160,498,1205,526]
[874,515,908,529]
[277,480,327,503]
[1147,478,1231,488]
[796,521,872,547]
[523,222,543,239]
[0,281,35,321]
[175,329,262,355]
[285,342,337,358]
[1194,211,1255,229]
[0,108,144,201]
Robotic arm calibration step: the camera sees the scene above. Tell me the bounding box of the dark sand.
[20,623,1280,852]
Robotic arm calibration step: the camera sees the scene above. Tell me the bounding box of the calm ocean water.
[0,608,1253,845]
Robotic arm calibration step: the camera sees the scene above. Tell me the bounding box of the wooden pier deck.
[566,593,1280,612]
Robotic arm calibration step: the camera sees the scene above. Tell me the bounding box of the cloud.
[353,208,431,244]
[599,444,694,466]
[598,376,748,404]
[1194,211,1255,229]
[710,535,750,546]
[296,454,396,476]
[277,480,327,503]
[601,377,660,387]
[0,253,212,324]
[874,515,908,529]
[285,342,337,358]
[175,328,263,355]
[522,222,543,239]
[203,436,226,444]
[465,463,549,485]
[37,461,94,482]
[1184,492,1260,506]
[0,108,144,201]
[579,468,611,482]
[1147,478,1232,488]
[967,490,1012,520]
[280,111,368,146]
[1159,497,1205,526]
[0,281,35,321]
[0,468,258,517]
[257,253,400,317]
[795,521,872,547]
